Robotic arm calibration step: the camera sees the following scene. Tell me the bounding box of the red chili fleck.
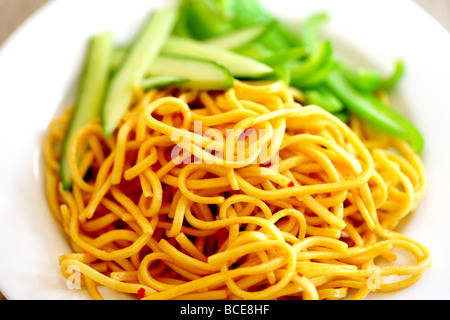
[137,288,146,300]
[288,181,295,187]
[298,272,303,277]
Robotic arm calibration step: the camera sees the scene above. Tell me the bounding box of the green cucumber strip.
[141,76,189,91]
[60,32,114,190]
[162,36,273,78]
[204,22,274,50]
[147,54,234,90]
[101,8,177,139]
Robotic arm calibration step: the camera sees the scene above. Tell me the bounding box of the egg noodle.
[44,79,430,300]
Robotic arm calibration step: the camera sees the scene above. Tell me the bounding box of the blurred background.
[0,0,449,301]
[0,0,449,47]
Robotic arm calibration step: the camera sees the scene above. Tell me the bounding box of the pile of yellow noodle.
[44,80,430,300]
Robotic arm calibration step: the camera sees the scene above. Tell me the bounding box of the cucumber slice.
[146,54,234,90]
[110,47,127,71]
[101,9,177,139]
[60,32,114,190]
[204,22,274,50]
[162,36,273,78]
[141,75,189,91]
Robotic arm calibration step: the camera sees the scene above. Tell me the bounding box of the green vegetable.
[233,41,275,60]
[289,41,333,86]
[162,36,273,78]
[227,0,273,28]
[338,60,406,93]
[304,85,344,113]
[258,21,301,51]
[256,46,309,67]
[292,58,337,88]
[101,9,177,139]
[181,0,234,39]
[300,12,329,48]
[333,111,350,124]
[325,70,424,153]
[377,60,405,91]
[338,63,383,93]
[110,47,127,71]
[172,0,195,38]
[60,32,114,190]
[67,0,423,164]
[204,22,275,50]
[141,75,189,91]
[146,54,234,90]
[175,0,274,40]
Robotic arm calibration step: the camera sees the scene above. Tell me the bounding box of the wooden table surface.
[0,0,449,301]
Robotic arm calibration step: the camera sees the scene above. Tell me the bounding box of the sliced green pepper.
[289,41,333,85]
[234,22,303,60]
[263,21,303,48]
[325,70,424,153]
[257,46,309,66]
[228,0,273,28]
[183,0,234,40]
[339,60,406,93]
[258,63,291,85]
[377,60,405,91]
[215,0,236,20]
[292,58,336,88]
[233,41,275,60]
[333,111,350,124]
[300,12,329,48]
[304,85,344,113]
[172,1,195,38]
[256,21,299,51]
[338,63,383,93]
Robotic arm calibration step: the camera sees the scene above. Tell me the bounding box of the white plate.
[1,0,449,300]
